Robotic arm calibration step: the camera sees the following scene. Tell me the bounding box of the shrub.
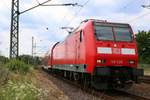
[5,59,30,74]
[0,56,9,64]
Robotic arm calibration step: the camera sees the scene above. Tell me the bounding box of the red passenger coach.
[46,19,143,89]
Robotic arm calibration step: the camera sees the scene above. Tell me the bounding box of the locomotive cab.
[94,22,138,67]
[91,21,143,89]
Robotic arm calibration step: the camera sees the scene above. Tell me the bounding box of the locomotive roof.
[82,19,130,26]
[71,19,130,33]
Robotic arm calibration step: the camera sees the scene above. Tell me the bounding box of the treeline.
[136,30,150,64]
[0,55,42,66]
[0,55,42,76]
[18,55,42,66]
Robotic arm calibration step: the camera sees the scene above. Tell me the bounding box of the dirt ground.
[126,83,150,99]
[33,70,69,100]
[33,69,104,100]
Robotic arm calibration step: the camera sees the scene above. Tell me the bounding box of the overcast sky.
[0,0,150,57]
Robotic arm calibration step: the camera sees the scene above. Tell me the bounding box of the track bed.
[41,67,150,100]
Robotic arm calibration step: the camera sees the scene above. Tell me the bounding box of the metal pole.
[9,0,80,58]
[32,36,34,57]
[10,0,19,58]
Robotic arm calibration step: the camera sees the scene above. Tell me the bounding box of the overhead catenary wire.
[41,3,82,7]
[9,0,81,57]
[58,2,78,28]
[127,11,150,23]
[142,5,150,9]
[119,0,150,24]
[20,0,52,14]
[65,0,91,27]
[56,0,90,36]
[33,1,82,38]
[44,0,84,37]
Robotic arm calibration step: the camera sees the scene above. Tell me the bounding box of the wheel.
[73,72,79,81]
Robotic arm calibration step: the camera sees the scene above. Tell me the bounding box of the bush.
[5,59,30,74]
[0,56,9,65]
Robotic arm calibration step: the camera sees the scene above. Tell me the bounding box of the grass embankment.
[0,59,48,100]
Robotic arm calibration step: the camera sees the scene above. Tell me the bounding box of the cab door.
[75,30,83,64]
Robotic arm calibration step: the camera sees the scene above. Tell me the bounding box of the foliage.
[5,59,31,74]
[136,30,150,64]
[0,80,48,100]
[0,56,9,65]
[18,55,42,66]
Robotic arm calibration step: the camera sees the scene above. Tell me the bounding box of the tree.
[0,56,9,65]
[18,55,42,66]
[136,30,150,63]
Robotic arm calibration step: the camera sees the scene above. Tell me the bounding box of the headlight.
[97,59,106,64]
[129,60,135,64]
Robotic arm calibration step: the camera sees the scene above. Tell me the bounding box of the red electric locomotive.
[46,19,143,89]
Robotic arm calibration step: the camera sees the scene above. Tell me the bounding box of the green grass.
[143,67,150,76]
[0,69,48,100]
[0,59,48,100]
[0,80,48,100]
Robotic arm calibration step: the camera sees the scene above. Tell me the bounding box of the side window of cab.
[80,30,83,42]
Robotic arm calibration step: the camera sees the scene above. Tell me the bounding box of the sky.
[0,0,150,57]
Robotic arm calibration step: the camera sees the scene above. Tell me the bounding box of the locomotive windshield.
[114,27,132,42]
[95,26,114,41]
[94,23,132,42]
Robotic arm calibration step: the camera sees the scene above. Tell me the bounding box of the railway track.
[41,68,150,100]
[113,90,150,100]
[140,76,150,84]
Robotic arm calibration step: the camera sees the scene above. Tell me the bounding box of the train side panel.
[52,42,66,65]
[51,28,87,73]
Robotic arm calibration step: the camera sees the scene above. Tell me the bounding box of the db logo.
[112,48,121,54]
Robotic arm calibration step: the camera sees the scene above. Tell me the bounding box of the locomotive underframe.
[92,67,144,89]
[50,64,143,90]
